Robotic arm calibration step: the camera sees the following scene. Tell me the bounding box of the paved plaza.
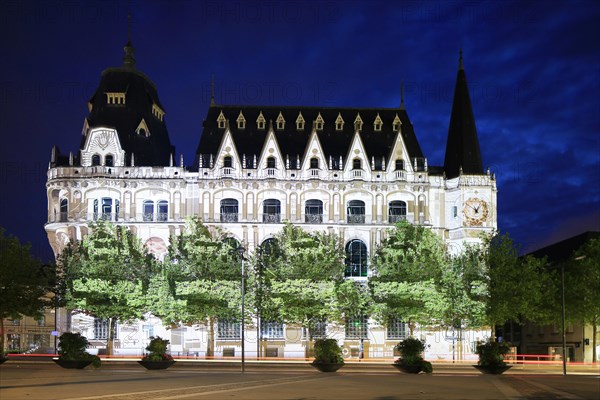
[0,360,598,400]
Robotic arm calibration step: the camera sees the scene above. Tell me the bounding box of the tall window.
[345,239,367,277]
[157,200,168,221]
[388,200,407,223]
[347,200,365,224]
[346,315,368,339]
[310,157,319,169]
[263,199,281,223]
[305,199,323,223]
[143,200,154,221]
[386,317,408,340]
[395,159,404,170]
[223,156,233,168]
[92,154,101,166]
[217,318,241,340]
[60,198,68,222]
[105,154,114,167]
[266,156,276,176]
[261,320,284,339]
[352,159,362,170]
[304,320,327,339]
[220,198,239,222]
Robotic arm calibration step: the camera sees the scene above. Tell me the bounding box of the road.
[1,360,598,399]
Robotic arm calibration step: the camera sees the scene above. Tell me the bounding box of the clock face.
[462,197,489,226]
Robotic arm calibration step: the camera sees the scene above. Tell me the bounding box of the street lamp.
[235,245,246,373]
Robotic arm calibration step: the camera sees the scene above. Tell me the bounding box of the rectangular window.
[345,316,368,339]
[94,318,109,340]
[261,321,284,339]
[217,319,241,340]
[386,318,408,340]
[142,325,154,339]
[303,320,327,339]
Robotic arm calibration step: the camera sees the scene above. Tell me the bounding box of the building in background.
[44,41,497,359]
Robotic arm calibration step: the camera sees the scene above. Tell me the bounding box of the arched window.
[310,157,319,169]
[157,200,168,221]
[388,200,407,223]
[220,198,239,222]
[105,154,114,167]
[223,156,233,168]
[59,198,68,222]
[305,199,323,223]
[352,159,362,170]
[345,239,367,277]
[143,200,154,221]
[395,159,404,171]
[263,199,281,223]
[92,154,101,166]
[347,200,365,224]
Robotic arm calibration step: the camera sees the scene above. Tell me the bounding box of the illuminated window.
[257,112,266,129]
[346,315,368,339]
[314,113,324,131]
[296,112,305,130]
[217,110,226,129]
[335,113,344,131]
[374,113,383,131]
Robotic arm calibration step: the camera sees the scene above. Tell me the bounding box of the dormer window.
[152,104,165,121]
[135,118,151,137]
[354,113,363,131]
[353,159,362,170]
[257,112,266,130]
[392,114,402,131]
[296,112,305,130]
[374,113,383,131]
[217,110,226,129]
[276,112,285,130]
[105,92,126,105]
[315,112,324,131]
[335,113,344,131]
[395,159,404,170]
[310,157,319,169]
[92,154,101,166]
[223,156,233,168]
[105,154,114,167]
[237,111,246,129]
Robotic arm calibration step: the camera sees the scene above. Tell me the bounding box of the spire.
[210,75,215,106]
[443,51,484,179]
[459,48,464,70]
[400,81,405,110]
[123,14,136,68]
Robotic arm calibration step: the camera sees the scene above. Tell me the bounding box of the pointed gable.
[335,113,344,131]
[354,113,363,131]
[374,113,383,131]
[392,114,402,131]
[217,110,226,129]
[236,111,246,129]
[276,112,285,130]
[257,111,266,129]
[314,112,324,131]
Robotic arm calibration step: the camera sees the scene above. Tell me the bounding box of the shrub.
[313,338,344,364]
[476,339,510,368]
[394,337,426,366]
[58,332,101,367]
[142,336,174,362]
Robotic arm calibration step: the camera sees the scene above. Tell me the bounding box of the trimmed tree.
[252,223,346,357]
[58,220,154,355]
[149,217,242,357]
[0,227,51,354]
[370,220,447,334]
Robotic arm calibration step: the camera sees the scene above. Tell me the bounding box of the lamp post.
[236,245,246,373]
[560,264,566,376]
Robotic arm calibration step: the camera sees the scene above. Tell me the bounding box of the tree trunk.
[490,324,496,341]
[106,317,115,356]
[305,323,312,359]
[206,317,214,357]
[0,318,5,356]
[593,319,597,363]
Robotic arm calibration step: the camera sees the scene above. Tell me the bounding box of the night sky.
[1,0,599,262]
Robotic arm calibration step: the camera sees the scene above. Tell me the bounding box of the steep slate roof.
[527,231,600,264]
[195,105,424,170]
[80,42,175,166]
[443,53,484,179]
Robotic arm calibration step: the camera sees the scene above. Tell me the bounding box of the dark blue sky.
[1,0,599,261]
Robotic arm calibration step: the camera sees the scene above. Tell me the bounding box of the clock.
[462,197,489,226]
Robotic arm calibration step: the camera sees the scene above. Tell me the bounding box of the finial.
[123,14,136,68]
[210,75,215,106]
[459,48,464,70]
[400,81,405,110]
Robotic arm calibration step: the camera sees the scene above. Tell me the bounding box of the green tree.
[370,220,447,334]
[149,217,241,357]
[252,223,346,356]
[564,238,600,362]
[58,220,154,355]
[484,232,548,338]
[0,228,51,354]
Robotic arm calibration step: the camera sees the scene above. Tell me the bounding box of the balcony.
[309,168,320,178]
[395,170,406,180]
[221,167,234,177]
[388,215,407,223]
[352,170,363,178]
[263,213,281,223]
[305,214,323,224]
[347,215,365,224]
[220,213,239,223]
